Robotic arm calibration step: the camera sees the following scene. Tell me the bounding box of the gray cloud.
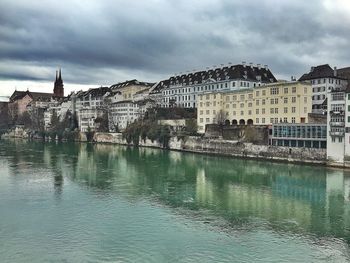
[0,0,349,93]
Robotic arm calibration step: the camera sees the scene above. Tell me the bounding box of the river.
[0,140,350,262]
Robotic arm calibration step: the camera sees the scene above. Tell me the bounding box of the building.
[74,87,111,132]
[150,62,277,108]
[197,81,312,133]
[299,64,348,113]
[53,69,64,97]
[270,123,327,149]
[8,70,65,122]
[107,80,155,131]
[110,79,154,101]
[326,85,348,164]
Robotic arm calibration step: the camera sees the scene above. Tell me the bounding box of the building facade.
[151,63,277,108]
[197,81,312,133]
[270,123,327,149]
[299,64,347,113]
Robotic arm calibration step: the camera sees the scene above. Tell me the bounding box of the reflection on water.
[1,140,350,262]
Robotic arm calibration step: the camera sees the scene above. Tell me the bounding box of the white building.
[326,84,350,165]
[74,87,111,132]
[299,64,347,114]
[150,62,277,108]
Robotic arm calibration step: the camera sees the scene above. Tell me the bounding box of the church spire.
[58,68,62,81]
[55,70,58,81]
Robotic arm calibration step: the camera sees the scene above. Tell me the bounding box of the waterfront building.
[74,87,111,132]
[8,70,64,122]
[43,96,74,130]
[196,81,312,133]
[150,62,277,108]
[270,123,327,149]
[110,79,154,101]
[107,81,156,131]
[299,64,348,113]
[326,84,349,164]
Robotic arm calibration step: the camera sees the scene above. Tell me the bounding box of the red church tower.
[53,69,64,97]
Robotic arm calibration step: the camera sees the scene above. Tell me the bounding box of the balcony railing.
[329,121,345,127]
[329,131,345,137]
[329,110,345,115]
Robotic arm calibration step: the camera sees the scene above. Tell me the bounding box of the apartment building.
[150,62,277,108]
[197,81,312,133]
[326,86,349,164]
[110,79,154,101]
[299,64,348,113]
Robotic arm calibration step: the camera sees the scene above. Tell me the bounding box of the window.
[233,95,237,100]
[248,110,252,115]
[284,98,288,104]
[256,118,259,124]
[332,137,336,143]
[248,94,253,99]
[284,107,288,113]
[262,99,266,105]
[270,98,274,104]
[270,108,274,114]
[240,103,244,108]
[262,108,265,114]
[200,118,203,123]
[200,110,203,115]
[206,118,210,122]
[275,98,278,104]
[256,109,259,114]
[233,104,236,108]
[304,107,307,113]
[240,111,244,115]
[283,117,287,122]
[248,103,252,107]
[292,97,296,103]
[339,137,343,143]
[256,100,260,106]
[292,87,296,93]
[284,87,288,94]
[292,117,296,123]
[206,110,210,114]
[256,91,260,96]
[270,87,279,95]
[275,108,278,114]
[304,87,307,93]
[233,111,236,116]
[240,95,245,100]
[262,90,266,96]
[292,107,296,113]
[213,101,216,106]
[304,97,307,103]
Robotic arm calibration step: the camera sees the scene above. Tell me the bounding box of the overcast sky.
[0,0,350,97]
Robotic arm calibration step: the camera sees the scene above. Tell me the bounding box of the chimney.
[264,65,268,70]
[257,64,261,70]
[334,67,337,77]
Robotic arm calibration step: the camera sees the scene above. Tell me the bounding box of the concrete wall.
[93,133,326,165]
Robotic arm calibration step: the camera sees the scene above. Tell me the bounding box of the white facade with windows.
[151,63,277,108]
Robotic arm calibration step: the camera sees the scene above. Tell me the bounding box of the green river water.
[0,140,350,262]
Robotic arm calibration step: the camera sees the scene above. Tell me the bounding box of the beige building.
[197,81,312,133]
[110,79,154,101]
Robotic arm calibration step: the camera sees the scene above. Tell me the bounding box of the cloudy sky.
[0,0,350,97]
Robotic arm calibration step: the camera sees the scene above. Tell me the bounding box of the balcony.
[329,131,345,137]
[329,110,345,116]
[329,121,345,127]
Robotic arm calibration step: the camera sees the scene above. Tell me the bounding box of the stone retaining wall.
[93,133,327,165]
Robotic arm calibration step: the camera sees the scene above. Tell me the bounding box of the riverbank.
[92,132,327,166]
[0,129,331,167]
